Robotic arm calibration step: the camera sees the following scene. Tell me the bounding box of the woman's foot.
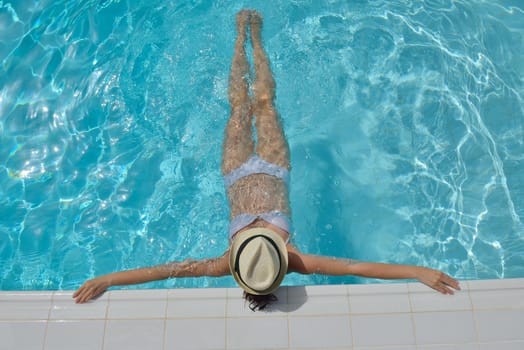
[249,10,263,44]
[236,9,250,39]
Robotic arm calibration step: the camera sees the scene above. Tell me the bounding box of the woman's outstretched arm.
[73,253,230,303]
[287,246,460,295]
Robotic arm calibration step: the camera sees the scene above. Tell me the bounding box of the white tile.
[349,282,408,294]
[307,348,356,350]
[355,346,417,350]
[0,321,47,350]
[104,319,164,350]
[408,281,465,294]
[107,289,166,319]
[167,288,226,318]
[413,311,476,345]
[0,292,53,320]
[470,287,524,310]
[165,318,225,349]
[226,317,288,349]
[409,284,472,312]
[50,291,108,320]
[468,279,524,290]
[417,344,479,350]
[475,310,524,342]
[478,341,524,350]
[289,316,352,348]
[226,287,288,316]
[349,283,411,314]
[351,313,415,347]
[168,287,227,299]
[468,280,524,310]
[44,320,105,350]
[299,284,348,295]
[288,285,349,316]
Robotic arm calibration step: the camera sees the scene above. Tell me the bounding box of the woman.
[73,10,460,306]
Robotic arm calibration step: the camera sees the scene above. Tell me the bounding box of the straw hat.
[229,227,288,295]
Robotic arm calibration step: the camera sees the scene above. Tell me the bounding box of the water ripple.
[1,0,523,289]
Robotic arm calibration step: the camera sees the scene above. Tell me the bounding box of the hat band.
[234,234,283,293]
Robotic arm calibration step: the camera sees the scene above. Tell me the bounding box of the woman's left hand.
[415,267,461,294]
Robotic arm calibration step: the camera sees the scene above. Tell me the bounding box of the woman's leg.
[222,10,254,175]
[250,12,290,169]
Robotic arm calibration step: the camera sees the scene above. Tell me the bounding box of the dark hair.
[243,291,278,312]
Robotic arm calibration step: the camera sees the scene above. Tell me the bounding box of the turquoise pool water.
[1,0,523,290]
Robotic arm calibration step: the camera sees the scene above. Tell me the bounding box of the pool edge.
[1,278,524,349]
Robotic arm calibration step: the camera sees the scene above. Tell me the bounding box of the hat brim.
[229,227,288,295]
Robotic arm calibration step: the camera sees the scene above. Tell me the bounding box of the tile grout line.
[346,285,355,350]
[41,291,54,350]
[467,280,481,346]
[162,289,168,350]
[101,291,111,350]
[225,288,230,350]
[406,283,420,349]
[285,287,291,350]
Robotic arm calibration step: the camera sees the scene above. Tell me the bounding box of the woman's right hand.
[73,276,111,304]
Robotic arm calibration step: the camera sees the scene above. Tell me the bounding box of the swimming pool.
[1,0,523,291]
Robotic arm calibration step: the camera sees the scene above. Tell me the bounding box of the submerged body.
[73,10,460,305]
[225,155,291,238]
[221,11,292,252]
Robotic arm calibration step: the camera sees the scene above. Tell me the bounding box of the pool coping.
[1,278,524,349]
